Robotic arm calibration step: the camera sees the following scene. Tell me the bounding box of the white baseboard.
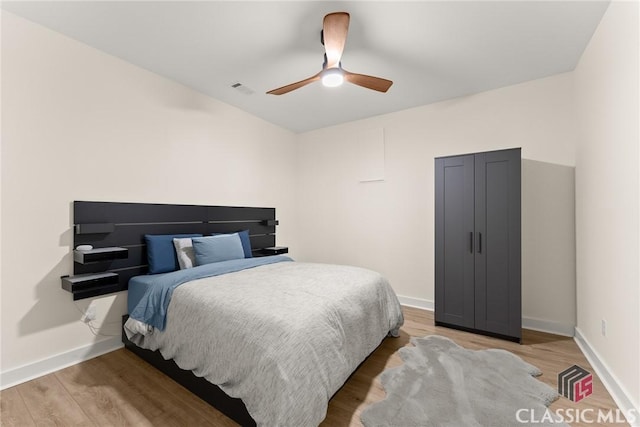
[397,297,574,338]
[574,327,639,426]
[0,337,123,390]
[397,295,434,311]
[522,316,575,337]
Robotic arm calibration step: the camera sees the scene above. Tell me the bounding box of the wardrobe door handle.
[477,232,482,253]
[469,232,474,253]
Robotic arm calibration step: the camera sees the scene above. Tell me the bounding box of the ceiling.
[2,1,609,133]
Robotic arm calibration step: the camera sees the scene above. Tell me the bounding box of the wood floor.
[0,307,626,426]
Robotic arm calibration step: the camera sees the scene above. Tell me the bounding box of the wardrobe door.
[474,148,521,339]
[435,155,475,328]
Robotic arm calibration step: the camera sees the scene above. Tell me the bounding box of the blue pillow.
[212,230,253,258]
[193,234,245,266]
[145,233,202,274]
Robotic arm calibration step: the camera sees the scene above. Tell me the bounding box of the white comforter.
[127,261,404,426]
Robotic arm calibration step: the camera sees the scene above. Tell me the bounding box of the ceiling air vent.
[231,82,255,95]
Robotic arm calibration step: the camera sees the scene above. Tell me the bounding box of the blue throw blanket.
[128,255,293,330]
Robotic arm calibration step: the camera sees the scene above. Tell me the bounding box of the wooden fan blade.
[343,69,393,93]
[323,12,350,69]
[266,72,321,95]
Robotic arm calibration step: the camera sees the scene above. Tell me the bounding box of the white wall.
[296,73,578,334]
[574,0,639,413]
[522,159,576,336]
[0,12,297,379]
[0,8,4,376]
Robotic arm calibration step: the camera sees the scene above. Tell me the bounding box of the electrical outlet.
[601,319,607,337]
[81,305,96,323]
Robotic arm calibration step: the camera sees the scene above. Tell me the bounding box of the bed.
[125,256,403,426]
[72,201,403,426]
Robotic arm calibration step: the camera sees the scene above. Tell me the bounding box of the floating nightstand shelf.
[73,247,128,264]
[260,246,288,256]
[61,272,120,300]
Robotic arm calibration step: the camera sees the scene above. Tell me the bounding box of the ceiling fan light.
[322,69,344,87]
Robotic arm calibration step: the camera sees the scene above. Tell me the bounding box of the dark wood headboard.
[72,201,277,295]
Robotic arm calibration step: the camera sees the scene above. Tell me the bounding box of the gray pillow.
[173,237,198,269]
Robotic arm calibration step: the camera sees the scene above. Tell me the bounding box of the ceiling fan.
[266,12,393,95]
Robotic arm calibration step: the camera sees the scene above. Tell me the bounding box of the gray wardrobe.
[435,148,521,342]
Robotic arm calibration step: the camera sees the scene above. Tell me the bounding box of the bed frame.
[73,200,280,425]
[121,315,255,425]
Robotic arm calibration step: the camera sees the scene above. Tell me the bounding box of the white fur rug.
[360,335,566,427]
